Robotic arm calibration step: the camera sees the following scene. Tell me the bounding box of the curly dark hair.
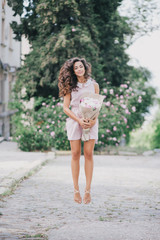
[58,57,91,97]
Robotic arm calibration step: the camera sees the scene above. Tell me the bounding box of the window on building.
[1,19,5,44]
[2,0,6,10]
[9,26,13,49]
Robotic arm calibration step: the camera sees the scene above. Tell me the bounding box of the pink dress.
[66,78,98,141]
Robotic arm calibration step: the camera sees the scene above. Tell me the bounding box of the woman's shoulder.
[90,77,99,86]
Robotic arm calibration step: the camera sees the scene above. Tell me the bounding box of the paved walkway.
[0,152,160,240]
[0,142,55,196]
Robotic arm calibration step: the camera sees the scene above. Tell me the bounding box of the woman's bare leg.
[70,139,82,203]
[83,139,95,204]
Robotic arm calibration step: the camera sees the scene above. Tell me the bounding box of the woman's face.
[73,61,85,77]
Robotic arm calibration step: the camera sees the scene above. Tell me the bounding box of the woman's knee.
[84,150,93,159]
[72,150,81,160]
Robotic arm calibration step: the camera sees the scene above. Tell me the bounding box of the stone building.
[0,0,21,140]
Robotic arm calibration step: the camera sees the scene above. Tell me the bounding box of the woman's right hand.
[78,118,90,129]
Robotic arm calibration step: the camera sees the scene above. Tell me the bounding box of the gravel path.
[0,155,160,240]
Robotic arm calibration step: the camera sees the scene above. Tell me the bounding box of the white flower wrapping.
[79,92,105,141]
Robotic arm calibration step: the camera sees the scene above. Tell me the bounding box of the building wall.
[0,0,21,140]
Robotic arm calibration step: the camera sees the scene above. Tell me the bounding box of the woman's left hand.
[84,118,97,128]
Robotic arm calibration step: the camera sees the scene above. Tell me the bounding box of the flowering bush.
[11,96,70,151]
[11,79,154,151]
[95,80,148,150]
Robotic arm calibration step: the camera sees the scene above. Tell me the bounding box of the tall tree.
[8,0,155,104]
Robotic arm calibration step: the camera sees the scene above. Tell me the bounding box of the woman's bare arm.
[94,82,99,94]
[63,93,90,129]
[63,93,80,123]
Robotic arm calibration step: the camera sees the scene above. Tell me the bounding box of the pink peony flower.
[126,125,129,128]
[103,88,107,93]
[46,125,50,129]
[52,121,55,124]
[123,134,126,137]
[50,131,55,137]
[101,134,104,138]
[52,105,55,108]
[72,28,76,32]
[113,137,117,141]
[113,126,117,131]
[103,114,106,117]
[106,129,111,133]
[125,109,130,114]
[120,95,124,99]
[39,129,42,133]
[121,104,126,109]
[106,101,111,107]
[124,117,127,124]
[42,102,46,106]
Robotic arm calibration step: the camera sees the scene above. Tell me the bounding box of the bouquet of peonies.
[79,92,105,141]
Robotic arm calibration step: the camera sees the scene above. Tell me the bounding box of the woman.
[58,57,99,204]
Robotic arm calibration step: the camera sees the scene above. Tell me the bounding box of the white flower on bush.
[110,89,114,94]
[132,106,136,112]
[138,96,142,103]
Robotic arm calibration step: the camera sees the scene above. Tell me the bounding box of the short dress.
[66,77,98,141]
